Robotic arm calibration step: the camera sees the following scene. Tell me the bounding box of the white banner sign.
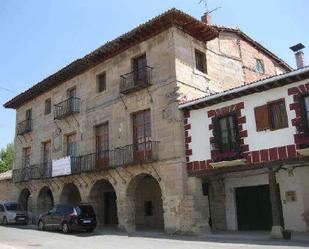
[52,156,71,177]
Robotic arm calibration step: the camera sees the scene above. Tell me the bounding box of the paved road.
[0,225,308,249]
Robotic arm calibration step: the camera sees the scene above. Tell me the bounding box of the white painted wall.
[188,79,309,163]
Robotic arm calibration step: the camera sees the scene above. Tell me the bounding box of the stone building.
[180,66,309,236]
[3,8,290,234]
[0,170,13,201]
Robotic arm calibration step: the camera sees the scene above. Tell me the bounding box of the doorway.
[236,185,272,230]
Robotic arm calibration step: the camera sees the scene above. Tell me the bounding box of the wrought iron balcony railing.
[12,162,52,183]
[120,66,153,94]
[54,97,80,120]
[17,119,32,135]
[12,141,160,183]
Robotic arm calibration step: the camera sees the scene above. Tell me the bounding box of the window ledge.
[193,68,210,80]
[210,159,246,169]
[296,148,309,156]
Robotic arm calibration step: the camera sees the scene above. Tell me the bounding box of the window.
[66,133,77,157]
[255,59,265,74]
[23,147,31,167]
[132,110,152,161]
[255,99,288,131]
[214,114,239,153]
[42,141,51,163]
[45,99,51,115]
[300,95,309,132]
[95,123,109,168]
[195,49,207,73]
[133,54,147,83]
[26,109,32,120]
[0,204,4,212]
[144,201,153,216]
[97,72,106,93]
[67,88,77,112]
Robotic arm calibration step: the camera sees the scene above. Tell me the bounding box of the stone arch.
[89,179,118,226]
[126,173,164,231]
[37,186,54,215]
[18,188,32,212]
[60,183,81,205]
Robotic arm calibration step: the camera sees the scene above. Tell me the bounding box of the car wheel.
[38,220,45,231]
[3,217,8,225]
[62,222,69,234]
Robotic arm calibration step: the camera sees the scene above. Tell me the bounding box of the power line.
[0,86,16,93]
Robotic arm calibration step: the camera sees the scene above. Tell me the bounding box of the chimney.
[201,12,212,25]
[290,43,306,69]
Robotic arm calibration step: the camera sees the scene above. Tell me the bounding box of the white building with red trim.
[180,66,309,235]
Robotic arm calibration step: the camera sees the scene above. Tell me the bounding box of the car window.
[49,206,57,214]
[56,205,73,215]
[4,203,23,211]
[76,205,95,218]
[0,204,4,212]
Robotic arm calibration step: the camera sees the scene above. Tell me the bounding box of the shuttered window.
[214,114,239,153]
[195,49,207,74]
[268,100,288,130]
[254,99,288,131]
[254,105,269,131]
[299,95,309,133]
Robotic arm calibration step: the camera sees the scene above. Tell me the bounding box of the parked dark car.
[38,204,96,233]
[0,201,28,225]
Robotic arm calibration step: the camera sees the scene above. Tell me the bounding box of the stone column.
[117,198,136,234]
[208,178,227,231]
[268,171,283,239]
[162,196,181,234]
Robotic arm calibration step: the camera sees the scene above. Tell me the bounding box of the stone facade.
[7,10,289,234]
[0,171,13,201]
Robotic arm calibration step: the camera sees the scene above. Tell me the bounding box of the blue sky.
[0,0,308,149]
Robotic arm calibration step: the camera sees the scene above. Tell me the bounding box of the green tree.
[0,143,14,173]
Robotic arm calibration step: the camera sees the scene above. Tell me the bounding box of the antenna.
[198,0,221,15]
[198,0,209,12]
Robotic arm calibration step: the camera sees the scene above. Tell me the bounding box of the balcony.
[17,119,32,135]
[120,66,153,94]
[12,141,159,182]
[210,146,245,168]
[54,97,80,120]
[12,162,52,183]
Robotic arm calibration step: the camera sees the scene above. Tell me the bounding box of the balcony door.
[42,141,51,177]
[133,110,152,162]
[95,123,109,169]
[67,88,77,112]
[66,133,77,157]
[23,147,31,168]
[25,109,32,130]
[133,54,147,84]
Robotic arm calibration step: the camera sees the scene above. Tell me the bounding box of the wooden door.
[96,123,109,169]
[133,54,147,84]
[133,110,152,162]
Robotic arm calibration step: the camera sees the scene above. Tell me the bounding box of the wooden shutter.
[254,105,270,131]
[300,96,309,133]
[212,117,222,151]
[232,113,240,152]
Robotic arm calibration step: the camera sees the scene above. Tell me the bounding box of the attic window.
[255,59,265,74]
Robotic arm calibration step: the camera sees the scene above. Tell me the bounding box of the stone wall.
[0,179,13,201]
